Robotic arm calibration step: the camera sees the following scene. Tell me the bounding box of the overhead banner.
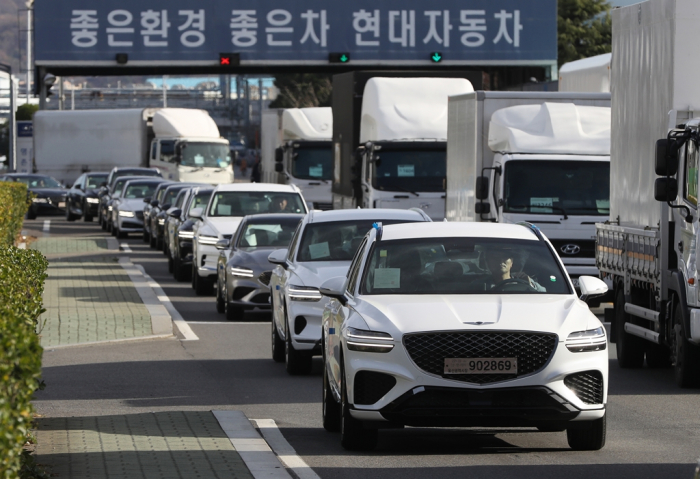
[34,0,556,67]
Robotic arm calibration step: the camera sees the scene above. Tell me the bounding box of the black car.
[0,173,67,219]
[215,214,304,320]
[98,167,162,227]
[169,187,213,281]
[143,181,174,245]
[65,172,108,222]
[151,183,205,253]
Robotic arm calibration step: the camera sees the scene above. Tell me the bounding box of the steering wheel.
[491,278,536,292]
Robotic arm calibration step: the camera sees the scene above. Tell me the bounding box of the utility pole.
[26,1,32,102]
[0,64,17,171]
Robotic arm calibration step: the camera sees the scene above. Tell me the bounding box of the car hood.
[355,295,600,340]
[204,216,244,236]
[292,261,351,288]
[229,248,280,272]
[116,198,146,212]
[31,188,66,197]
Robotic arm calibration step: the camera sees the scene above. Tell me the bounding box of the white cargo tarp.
[360,77,473,142]
[282,107,332,140]
[559,53,611,93]
[152,108,220,138]
[488,103,611,155]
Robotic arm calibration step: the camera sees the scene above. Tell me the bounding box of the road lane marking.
[43,220,50,232]
[132,263,199,341]
[120,243,132,253]
[213,411,291,479]
[252,419,321,479]
[187,321,270,325]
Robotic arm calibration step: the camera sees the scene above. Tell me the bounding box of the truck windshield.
[291,146,333,180]
[180,143,231,168]
[503,160,610,216]
[372,149,445,193]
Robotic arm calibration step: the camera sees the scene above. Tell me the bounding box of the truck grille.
[549,239,596,259]
[403,331,557,385]
[564,370,604,405]
[313,202,333,211]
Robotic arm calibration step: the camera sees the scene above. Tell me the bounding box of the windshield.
[297,219,420,262]
[503,160,610,216]
[163,187,184,207]
[238,219,302,249]
[291,146,333,180]
[189,191,212,215]
[361,237,571,295]
[86,175,107,188]
[208,192,305,217]
[372,149,445,193]
[180,142,231,168]
[112,180,128,197]
[14,175,61,188]
[124,183,158,199]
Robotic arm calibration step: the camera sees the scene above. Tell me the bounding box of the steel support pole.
[26,5,31,102]
[0,63,16,172]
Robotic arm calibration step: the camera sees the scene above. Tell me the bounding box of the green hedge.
[0,182,30,247]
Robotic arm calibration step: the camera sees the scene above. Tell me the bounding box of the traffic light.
[430,52,443,63]
[219,53,241,68]
[328,52,350,63]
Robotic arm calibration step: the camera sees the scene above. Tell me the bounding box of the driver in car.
[484,248,546,292]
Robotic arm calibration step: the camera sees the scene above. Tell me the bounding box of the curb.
[119,257,173,337]
[43,334,175,350]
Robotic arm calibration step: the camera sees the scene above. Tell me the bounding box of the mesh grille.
[564,370,604,405]
[258,271,272,286]
[354,371,397,405]
[403,331,557,384]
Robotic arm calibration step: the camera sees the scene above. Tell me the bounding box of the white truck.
[33,108,232,185]
[559,53,612,93]
[596,0,700,387]
[261,108,333,210]
[446,92,611,285]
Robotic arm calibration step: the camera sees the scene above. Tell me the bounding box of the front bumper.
[288,297,329,354]
[228,277,272,310]
[117,215,144,232]
[196,243,218,278]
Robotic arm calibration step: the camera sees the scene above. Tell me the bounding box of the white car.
[190,183,308,295]
[111,178,167,239]
[268,208,431,375]
[319,221,609,451]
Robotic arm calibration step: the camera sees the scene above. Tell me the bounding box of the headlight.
[158,218,166,225]
[198,234,219,245]
[566,327,607,352]
[179,230,194,239]
[229,266,254,278]
[289,284,323,302]
[108,205,113,211]
[345,327,394,353]
[86,197,100,204]
[118,210,135,217]
[32,197,48,203]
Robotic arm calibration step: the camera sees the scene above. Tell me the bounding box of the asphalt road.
[33,217,700,479]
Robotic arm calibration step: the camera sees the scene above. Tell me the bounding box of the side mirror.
[162,203,171,210]
[274,163,284,173]
[268,248,289,268]
[215,239,230,250]
[143,197,152,204]
[319,276,347,305]
[475,202,490,214]
[655,138,679,176]
[151,199,159,207]
[275,147,284,162]
[168,208,182,218]
[654,177,678,202]
[189,207,203,219]
[578,276,608,302]
[475,176,489,200]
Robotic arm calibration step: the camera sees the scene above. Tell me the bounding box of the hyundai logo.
[560,244,581,255]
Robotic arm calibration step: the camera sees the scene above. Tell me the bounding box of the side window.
[151,142,158,161]
[287,223,304,262]
[160,140,176,163]
[685,142,698,208]
[346,239,368,296]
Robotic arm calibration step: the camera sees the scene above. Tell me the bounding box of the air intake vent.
[564,370,604,405]
[354,371,396,405]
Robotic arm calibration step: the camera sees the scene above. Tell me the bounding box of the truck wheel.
[567,414,606,451]
[672,307,700,387]
[646,344,672,368]
[285,315,312,375]
[340,358,377,451]
[614,291,644,368]
[271,300,285,363]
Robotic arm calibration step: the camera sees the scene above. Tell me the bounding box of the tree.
[558,0,612,67]
[269,74,332,109]
[15,104,38,121]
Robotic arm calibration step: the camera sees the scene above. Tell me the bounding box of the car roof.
[111,167,159,173]
[123,178,168,186]
[114,175,157,184]
[214,183,300,193]
[86,172,109,176]
[306,208,428,224]
[243,213,305,224]
[380,222,540,242]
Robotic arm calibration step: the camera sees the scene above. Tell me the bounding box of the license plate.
[58,202,66,208]
[444,358,517,375]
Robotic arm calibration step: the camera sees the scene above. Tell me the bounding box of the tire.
[216,278,226,314]
[116,228,126,239]
[156,235,163,251]
[143,231,150,243]
[340,358,378,451]
[323,360,341,432]
[66,206,77,222]
[285,314,312,375]
[83,202,93,222]
[194,269,212,296]
[672,306,700,388]
[225,301,243,321]
[614,291,645,368]
[173,255,189,282]
[567,414,606,451]
[149,230,157,248]
[167,255,174,274]
[271,298,285,363]
[100,212,107,230]
[163,241,169,257]
[646,343,672,369]
[26,207,37,220]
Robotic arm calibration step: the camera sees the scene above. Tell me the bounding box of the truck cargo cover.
[282,107,332,140]
[488,103,610,155]
[152,108,220,138]
[559,53,611,93]
[360,77,473,142]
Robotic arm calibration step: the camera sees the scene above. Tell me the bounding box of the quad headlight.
[289,285,322,302]
[118,210,135,218]
[198,234,219,245]
[229,266,254,278]
[345,327,394,353]
[32,197,48,203]
[158,218,166,225]
[179,230,194,239]
[566,327,607,352]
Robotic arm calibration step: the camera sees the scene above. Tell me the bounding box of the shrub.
[0,182,30,247]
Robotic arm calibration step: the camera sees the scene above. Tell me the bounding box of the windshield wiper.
[386,185,420,197]
[507,204,568,220]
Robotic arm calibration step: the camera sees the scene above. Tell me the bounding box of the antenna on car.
[372,222,383,241]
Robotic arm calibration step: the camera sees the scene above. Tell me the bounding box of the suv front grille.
[564,370,604,404]
[354,371,396,405]
[403,331,557,385]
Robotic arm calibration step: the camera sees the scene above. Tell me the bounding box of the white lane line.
[43,220,50,232]
[133,264,199,341]
[120,243,132,253]
[253,419,321,479]
[188,321,270,325]
[213,411,291,479]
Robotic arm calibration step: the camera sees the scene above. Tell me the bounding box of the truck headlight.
[229,266,254,278]
[198,234,219,245]
[86,197,100,204]
[289,285,322,301]
[345,327,394,353]
[118,210,135,218]
[566,327,607,352]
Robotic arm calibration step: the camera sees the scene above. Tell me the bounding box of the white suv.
[268,208,431,375]
[320,222,609,451]
[190,183,307,295]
